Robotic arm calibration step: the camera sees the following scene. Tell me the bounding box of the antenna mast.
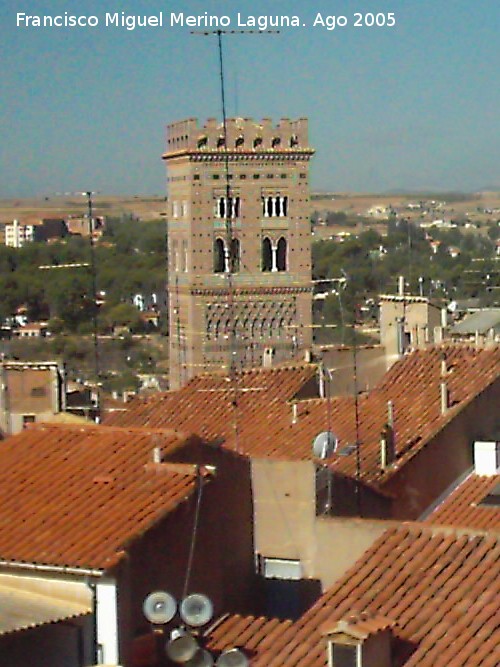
[192,29,279,451]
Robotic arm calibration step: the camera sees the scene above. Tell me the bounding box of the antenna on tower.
[191,29,279,452]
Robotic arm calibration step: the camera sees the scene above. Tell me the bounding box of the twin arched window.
[262,237,287,272]
[213,237,240,273]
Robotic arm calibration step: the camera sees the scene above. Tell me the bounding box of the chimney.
[152,447,162,464]
[398,275,405,296]
[440,382,448,415]
[473,441,500,476]
[380,424,395,470]
[304,348,312,363]
[387,401,394,428]
[292,402,298,424]
[440,352,448,415]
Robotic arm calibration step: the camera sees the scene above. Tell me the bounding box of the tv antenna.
[41,190,101,419]
[191,28,279,451]
[142,587,249,665]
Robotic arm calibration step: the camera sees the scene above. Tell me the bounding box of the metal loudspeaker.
[186,649,215,667]
[216,649,249,667]
[165,628,199,663]
[143,590,177,624]
[180,593,214,627]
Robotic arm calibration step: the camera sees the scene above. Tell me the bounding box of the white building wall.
[96,579,119,664]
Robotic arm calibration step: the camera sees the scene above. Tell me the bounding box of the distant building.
[65,214,105,238]
[379,292,444,367]
[12,322,48,338]
[450,308,500,346]
[0,360,66,435]
[4,219,35,247]
[33,218,68,242]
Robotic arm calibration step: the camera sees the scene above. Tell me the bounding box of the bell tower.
[164,117,314,389]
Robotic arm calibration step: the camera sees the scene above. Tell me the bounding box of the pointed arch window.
[277,237,287,271]
[230,238,240,273]
[262,237,272,272]
[214,238,225,273]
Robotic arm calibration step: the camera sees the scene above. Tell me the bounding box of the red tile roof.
[105,347,500,487]
[0,424,204,570]
[426,473,500,532]
[254,523,500,666]
[204,613,292,655]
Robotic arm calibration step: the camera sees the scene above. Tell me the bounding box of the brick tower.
[164,117,314,389]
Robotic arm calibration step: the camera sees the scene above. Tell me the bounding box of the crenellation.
[165,117,312,154]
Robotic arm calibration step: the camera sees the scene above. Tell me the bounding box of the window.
[230,238,240,273]
[262,238,272,272]
[328,643,360,667]
[262,196,288,218]
[215,196,240,219]
[30,387,46,397]
[261,557,302,580]
[22,415,36,428]
[277,237,287,271]
[213,238,225,273]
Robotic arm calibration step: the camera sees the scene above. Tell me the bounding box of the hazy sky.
[1,0,499,196]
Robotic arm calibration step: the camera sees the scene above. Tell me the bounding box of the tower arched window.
[214,238,225,273]
[277,237,287,271]
[262,237,272,272]
[230,238,240,273]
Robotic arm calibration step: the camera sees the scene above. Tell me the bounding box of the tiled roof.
[0,574,91,636]
[104,363,319,458]
[254,523,500,666]
[105,347,500,487]
[426,473,500,531]
[0,424,203,570]
[204,613,292,655]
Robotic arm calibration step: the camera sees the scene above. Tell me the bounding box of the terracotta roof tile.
[0,424,203,570]
[426,473,500,531]
[104,347,500,487]
[254,523,500,666]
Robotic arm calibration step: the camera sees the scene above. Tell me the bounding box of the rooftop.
[426,472,500,532]
[0,424,205,570]
[105,346,500,487]
[451,309,500,335]
[254,523,500,666]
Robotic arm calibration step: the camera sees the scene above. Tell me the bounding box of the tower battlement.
[165,117,312,155]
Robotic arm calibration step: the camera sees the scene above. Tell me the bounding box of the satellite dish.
[312,431,338,459]
[166,628,199,663]
[186,649,215,667]
[216,649,249,667]
[180,593,214,627]
[143,591,176,624]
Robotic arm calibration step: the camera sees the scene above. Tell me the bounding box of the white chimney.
[440,381,448,415]
[292,402,298,424]
[398,275,405,296]
[473,441,500,476]
[152,447,162,464]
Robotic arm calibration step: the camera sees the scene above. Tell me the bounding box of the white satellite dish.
[312,431,338,459]
[216,649,249,667]
[186,649,215,667]
[143,590,177,624]
[180,593,214,627]
[166,628,199,663]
